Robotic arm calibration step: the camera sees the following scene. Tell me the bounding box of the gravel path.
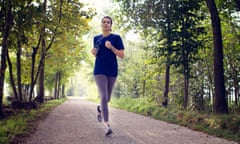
[23,97,238,144]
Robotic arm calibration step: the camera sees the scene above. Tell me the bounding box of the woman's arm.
[91,48,97,57]
[105,40,124,59]
[110,47,124,59]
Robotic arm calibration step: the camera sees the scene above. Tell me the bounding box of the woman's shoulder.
[110,33,122,40]
[94,34,102,39]
[111,33,121,37]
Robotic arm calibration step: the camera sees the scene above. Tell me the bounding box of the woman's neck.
[102,31,111,37]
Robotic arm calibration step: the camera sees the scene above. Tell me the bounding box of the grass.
[110,96,240,143]
[0,98,66,144]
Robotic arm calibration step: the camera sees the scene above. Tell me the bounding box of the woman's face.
[101,18,112,32]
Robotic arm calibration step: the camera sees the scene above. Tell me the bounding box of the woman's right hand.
[91,48,97,57]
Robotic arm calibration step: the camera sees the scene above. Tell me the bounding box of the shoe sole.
[97,114,102,122]
[97,105,102,122]
[97,105,101,113]
[105,129,113,136]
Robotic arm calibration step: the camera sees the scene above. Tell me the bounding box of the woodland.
[0,0,240,127]
[0,0,95,118]
[1,0,240,143]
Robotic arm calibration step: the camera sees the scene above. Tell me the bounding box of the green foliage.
[113,0,240,112]
[1,0,96,101]
[0,98,66,144]
[114,0,208,109]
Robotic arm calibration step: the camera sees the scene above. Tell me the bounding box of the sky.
[80,0,114,32]
[80,0,111,16]
[80,0,139,42]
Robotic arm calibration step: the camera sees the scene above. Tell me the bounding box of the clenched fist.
[105,41,113,49]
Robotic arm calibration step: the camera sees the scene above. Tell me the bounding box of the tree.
[115,0,176,105]
[205,0,228,113]
[6,0,37,102]
[0,0,95,115]
[36,0,48,103]
[171,0,205,109]
[0,0,13,118]
[116,0,205,108]
[221,12,240,110]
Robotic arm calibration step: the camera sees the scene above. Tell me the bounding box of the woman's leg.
[107,77,117,102]
[94,75,109,122]
[95,75,116,135]
[95,75,117,122]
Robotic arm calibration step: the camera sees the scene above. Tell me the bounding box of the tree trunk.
[200,82,205,110]
[6,49,18,100]
[29,47,37,101]
[29,36,41,101]
[17,38,23,101]
[0,0,13,118]
[54,72,58,99]
[162,0,172,107]
[35,0,47,103]
[37,37,46,103]
[183,74,189,109]
[233,76,239,107]
[205,0,228,114]
[162,62,170,107]
[57,71,61,99]
[204,52,214,103]
[142,79,146,97]
[33,0,63,101]
[54,71,59,99]
[62,84,65,98]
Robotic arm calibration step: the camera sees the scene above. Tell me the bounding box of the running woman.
[91,16,125,136]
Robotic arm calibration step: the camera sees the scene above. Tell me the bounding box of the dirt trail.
[22,97,237,144]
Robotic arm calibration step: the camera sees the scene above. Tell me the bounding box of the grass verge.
[0,98,66,144]
[110,96,240,143]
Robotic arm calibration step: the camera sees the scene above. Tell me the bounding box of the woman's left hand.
[105,41,112,49]
[105,40,124,59]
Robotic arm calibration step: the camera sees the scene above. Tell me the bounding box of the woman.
[91,16,125,136]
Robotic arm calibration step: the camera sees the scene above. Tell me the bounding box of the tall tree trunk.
[35,0,47,103]
[17,38,23,101]
[200,82,205,110]
[230,63,239,107]
[61,84,65,98]
[183,76,189,109]
[162,62,170,107]
[6,49,18,100]
[162,0,172,107]
[0,0,13,118]
[34,0,63,102]
[233,76,239,107]
[142,79,146,97]
[29,36,41,101]
[29,48,37,101]
[54,71,59,99]
[37,37,46,103]
[204,52,214,103]
[57,71,61,99]
[205,0,228,114]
